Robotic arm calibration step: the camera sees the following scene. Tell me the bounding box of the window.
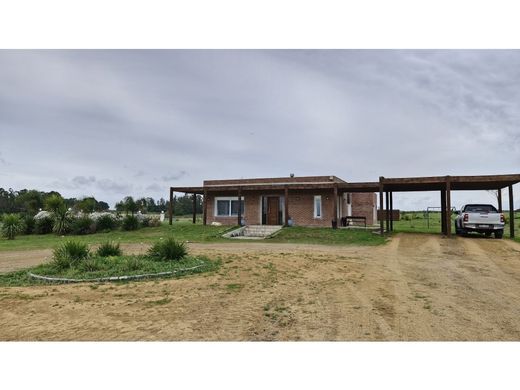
[314,195,322,218]
[215,197,245,217]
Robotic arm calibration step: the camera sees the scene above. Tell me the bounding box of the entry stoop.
[223,225,283,239]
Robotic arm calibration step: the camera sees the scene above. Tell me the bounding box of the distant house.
[171,175,377,227]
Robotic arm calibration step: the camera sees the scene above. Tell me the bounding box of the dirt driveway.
[1,234,520,341]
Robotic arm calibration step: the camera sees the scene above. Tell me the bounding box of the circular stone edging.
[28,262,206,284]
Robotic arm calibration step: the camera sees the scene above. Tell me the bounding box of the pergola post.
[385,191,390,233]
[284,186,290,227]
[192,193,197,224]
[333,184,338,229]
[379,177,384,235]
[203,189,208,226]
[498,189,503,212]
[445,177,451,237]
[389,191,394,232]
[237,187,242,226]
[440,189,446,234]
[509,185,515,238]
[168,187,173,225]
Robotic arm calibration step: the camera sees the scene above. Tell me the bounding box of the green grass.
[0,222,233,252]
[0,220,387,251]
[0,255,219,287]
[268,226,386,246]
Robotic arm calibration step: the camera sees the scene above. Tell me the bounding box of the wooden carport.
[378,174,520,238]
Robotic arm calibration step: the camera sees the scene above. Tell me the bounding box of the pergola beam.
[509,185,515,238]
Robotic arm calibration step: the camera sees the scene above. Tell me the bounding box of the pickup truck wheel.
[485,232,492,237]
[495,230,503,239]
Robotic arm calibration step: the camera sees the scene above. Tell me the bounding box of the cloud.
[161,171,187,181]
[1,50,519,209]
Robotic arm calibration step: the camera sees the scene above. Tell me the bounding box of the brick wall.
[204,190,377,227]
[350,193,377,225]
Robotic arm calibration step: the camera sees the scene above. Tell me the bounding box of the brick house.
[171,175,377,228]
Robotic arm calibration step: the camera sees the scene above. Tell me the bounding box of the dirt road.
[1,234,520,340]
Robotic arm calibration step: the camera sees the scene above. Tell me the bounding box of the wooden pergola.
[378,174,519,238]
[169,173,519,238]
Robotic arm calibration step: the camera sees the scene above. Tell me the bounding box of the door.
[266,196,280,225]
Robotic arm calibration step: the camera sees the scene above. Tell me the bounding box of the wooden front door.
[266,197,280,225]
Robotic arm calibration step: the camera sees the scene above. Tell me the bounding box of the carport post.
[385,191,390,233]
[168,187,173,225]
[192,193,197,224]
[284,186,290,227]
[440,189,446,234]
[203,189,208,226]
[390,192,394,232]
[498,189,503,212]
[379,177,384,235]
[509,185,515,238]
[445,177,451,237]
[333,184,338,229]
[237,187,242,226]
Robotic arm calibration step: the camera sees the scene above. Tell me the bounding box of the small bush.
[34,216,54,234]
[71,215,96,235]
[77,257,107,272]
[95,214,118,232]
[1,214,23,240]
[51,241,90,270]
[96,241,122,257]
[141,216,161,228]
[148,237,187,261]
[121,215,140,231]
[24,215,36,234]
[123,257,143,271]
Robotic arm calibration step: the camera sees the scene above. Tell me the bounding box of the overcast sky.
[0,50,519,209]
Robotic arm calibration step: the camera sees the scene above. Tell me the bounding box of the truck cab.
[454,204,505,238]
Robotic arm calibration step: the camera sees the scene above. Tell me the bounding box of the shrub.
[78,258,104,272]
[148,238,187,261]
[1,214,23,240]
[95,214,118,232]
[34,216,54,234]
[121,215,140,231]
[123,257,143,271]
[71,215,96,235]
[96,241,122,257]
[141,216,161,228]
[24,215,36,234]
[51,241,90,270]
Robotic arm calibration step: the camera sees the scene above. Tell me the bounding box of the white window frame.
[214,196,244,217]
[313,195,322,219]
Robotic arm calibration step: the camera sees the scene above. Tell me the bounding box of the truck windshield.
[464,205,498,213]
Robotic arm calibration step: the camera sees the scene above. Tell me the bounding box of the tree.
[122,196,139,216]
[45,194,71,235]
[96,201,110,211]
[76,197,97,213]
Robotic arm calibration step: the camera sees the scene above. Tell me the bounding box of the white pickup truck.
[454,204,505,238]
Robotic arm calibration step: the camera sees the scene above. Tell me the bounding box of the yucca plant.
[148,237,187,261]
[45,195,72,235]
[1,214,23,240]
[96,241,122,257]
[51,240,90,270]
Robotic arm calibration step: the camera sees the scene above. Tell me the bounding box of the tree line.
[0,188,203,216]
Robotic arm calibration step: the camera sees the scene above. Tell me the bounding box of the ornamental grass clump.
[51,240,90,270]
[121,215,140,231]
[148,237,187,261]
[1,214,23,240]
[96,241,122,257]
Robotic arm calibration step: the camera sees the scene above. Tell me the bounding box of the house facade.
[172,175,377,228]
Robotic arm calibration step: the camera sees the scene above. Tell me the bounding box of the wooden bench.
[340,216,367,228]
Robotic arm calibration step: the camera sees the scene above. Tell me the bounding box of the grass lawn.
[0,221,387,252]
[268,226,386,246]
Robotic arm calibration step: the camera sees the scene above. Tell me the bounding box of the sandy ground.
[1,234,520,341]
